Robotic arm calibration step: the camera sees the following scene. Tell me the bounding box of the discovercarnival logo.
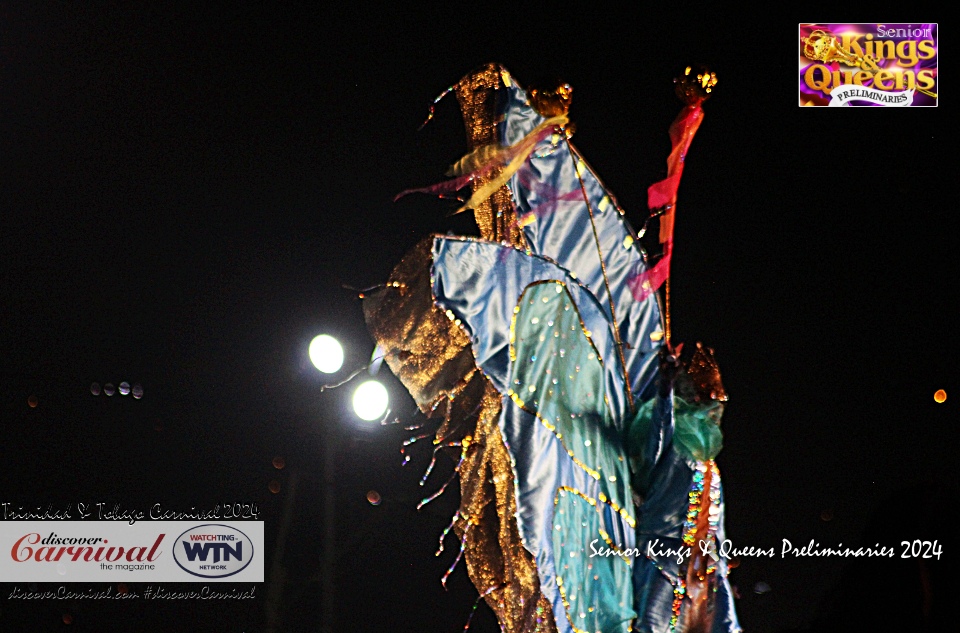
[0,521,263,582]
[173,524,254,579]
[799,23,937,106]
[10,532,164,568]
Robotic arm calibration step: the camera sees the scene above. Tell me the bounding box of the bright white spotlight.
[353,380,388,421]
[309,334,344,374]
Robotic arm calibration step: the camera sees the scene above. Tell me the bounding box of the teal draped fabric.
[432,237,635,631]
[432,237,628,419]
[430,235,740,633]
[514,281,636,633]
[421,67,741,633]
[672,398,724,463]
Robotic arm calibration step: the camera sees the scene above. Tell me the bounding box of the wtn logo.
[173,524,254,578]
[181,540,243,563]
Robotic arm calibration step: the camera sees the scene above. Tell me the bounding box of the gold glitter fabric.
[363,64,559,632]
[682,342,728,403]
[363,239,557,633]
[451,63,554,631]
[361,238,476,412]
[363,238,559,632]
[455,63,527,249]
[440,373,559,633]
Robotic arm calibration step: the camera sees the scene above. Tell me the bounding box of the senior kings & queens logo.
[799,23,937,106]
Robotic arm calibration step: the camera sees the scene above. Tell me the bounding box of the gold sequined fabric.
[437,373,559,633]
[455,63,527,249]
[362,238,476,412]
[363,238,559,632]
[363,64,558,632]
[684,342,728,403]
[452,63,555,631]
[529,82,573,117]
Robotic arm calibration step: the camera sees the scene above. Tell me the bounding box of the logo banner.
[829,86,915,106]
[0,522,264,582]
[799,23,938,107]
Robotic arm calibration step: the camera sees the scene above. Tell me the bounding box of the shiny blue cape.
[433,237,635,632]
[425,72,740,633]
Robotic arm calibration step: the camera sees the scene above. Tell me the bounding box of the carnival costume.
[363,63,740,633]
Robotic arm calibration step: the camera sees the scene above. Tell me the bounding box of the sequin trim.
[553,486,634,633]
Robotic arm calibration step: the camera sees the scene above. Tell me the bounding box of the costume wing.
[498,73,664,405]
[433,237,635,633]
[366,65,740,633]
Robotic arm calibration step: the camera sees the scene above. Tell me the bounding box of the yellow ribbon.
[451,115,568,215]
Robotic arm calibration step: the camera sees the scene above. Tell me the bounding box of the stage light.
[309,334,344,374]
[353,380,388,421]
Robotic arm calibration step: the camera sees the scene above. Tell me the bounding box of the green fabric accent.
[672,397,724,462]
[511,281,632,513]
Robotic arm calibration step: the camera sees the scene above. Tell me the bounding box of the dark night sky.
[1,4,952,633]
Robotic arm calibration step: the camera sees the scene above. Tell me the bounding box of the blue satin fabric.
[432,237,635,632]
[499,81,663,404]
[629,393,740,632]
[432,237,628,420]
[425,73,741,633]
[430,238,740,632]
[632,553,739,633]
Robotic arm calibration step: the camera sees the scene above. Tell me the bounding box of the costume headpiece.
[676,342,728,403]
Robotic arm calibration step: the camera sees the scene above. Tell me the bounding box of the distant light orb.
[91,383,101,396]
[366,490,382,506]
[132,383,143,399]
[309,334,344,374]
[119,382,131,396]
[27,395,38,408]
[272,456,285,470]
[353,380,388,421]
[934,389,947,403]
[268,480,281,494]
[104,383,116,396]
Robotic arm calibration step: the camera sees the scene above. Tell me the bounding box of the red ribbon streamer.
[629,103,704,302]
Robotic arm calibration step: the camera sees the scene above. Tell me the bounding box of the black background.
[1,4,952,632]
